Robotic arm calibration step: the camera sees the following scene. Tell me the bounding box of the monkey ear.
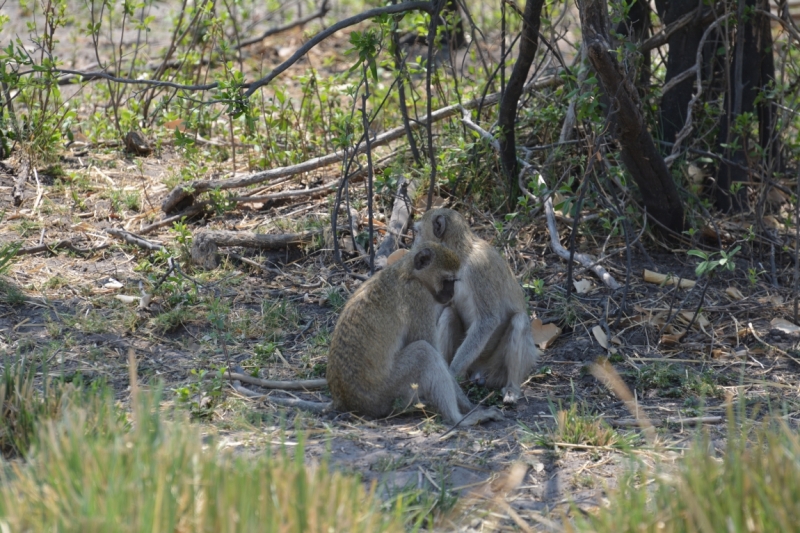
[433,214,447,239]
[413,248,434,270]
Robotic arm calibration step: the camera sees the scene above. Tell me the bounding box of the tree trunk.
[655,0,706,147]
[580,0,685,234]
[498,0,545,206]
[442,0,466,48]
[714,0,777,211]
[615,0,652,92]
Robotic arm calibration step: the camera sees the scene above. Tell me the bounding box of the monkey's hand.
[449,317,500,378]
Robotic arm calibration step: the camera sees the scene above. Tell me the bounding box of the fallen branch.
[106,228,166,252]
[137,203,209,235]
[522,169,621,290]
[229,380,332,414]
[608,415,723,427]
[235,150,395,206]
[224,371,326,390]
[233,181,339,204]
[643,268,696,288]
[374,176,416,269]
[263,396,332,413]
[191,230,322,269]
[161,74,563,213]
[16,238,109,256]
[12,157,29,207]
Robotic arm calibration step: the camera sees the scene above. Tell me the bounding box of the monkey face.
[434,277,457,304]
[410,244,460,305]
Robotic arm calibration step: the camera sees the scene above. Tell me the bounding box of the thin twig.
[106,228,166,252]
[44,2,433,95]
[223,371,327,390]
[235,0,329,49]
[424,0,443,211]
[362,67,376,274]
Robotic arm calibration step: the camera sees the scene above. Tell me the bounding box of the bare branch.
[224,371,327,390]
[43,2,432,96]
[236,0,330,49]
[243,1,434,97]
[664,13,732,166]
[521,169,621,290]
[161,73,562,213]
[191,230,322,269]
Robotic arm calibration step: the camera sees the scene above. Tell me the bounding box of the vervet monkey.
[415,208,539,404]
[326,243,504,426]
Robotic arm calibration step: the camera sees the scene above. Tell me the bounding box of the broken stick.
[374,176,416,269]
[191,229,322,269]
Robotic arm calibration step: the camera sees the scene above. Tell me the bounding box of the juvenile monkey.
[415,208,539,404]
[326,243,503,426]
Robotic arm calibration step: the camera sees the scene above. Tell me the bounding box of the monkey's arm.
[448,316,500,378]
[435,307,464,365]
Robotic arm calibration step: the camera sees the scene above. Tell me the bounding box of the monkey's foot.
[460,406,504,426]
[502,386,521,405]
[469,370,486,387]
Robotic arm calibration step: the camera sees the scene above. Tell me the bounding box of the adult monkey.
[327,242,503,426]
[415,208,539,403]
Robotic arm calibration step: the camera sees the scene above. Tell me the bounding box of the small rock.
[124,131,152,156]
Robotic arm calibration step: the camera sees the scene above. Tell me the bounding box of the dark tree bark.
[442,0,466,48]
[579,0,685,233]
[615,0,652,92]
[757,0,779,171]
[498,0,545,205]
[655,0,707,147]
[715,0,777,211]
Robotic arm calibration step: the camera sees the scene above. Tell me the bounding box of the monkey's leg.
[486,313,540,404]
[393,340,485,425]
[435,306,465,365]
[449,316,502,379]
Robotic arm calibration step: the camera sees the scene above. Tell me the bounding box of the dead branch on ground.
[106,228,166,252]
[191,230,322,269]
[521,169,621,290]
[12,157,29,207]
[17,238,110,256]
[224,371,326,390]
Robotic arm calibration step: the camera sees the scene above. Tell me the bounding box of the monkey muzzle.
[434,278,457,304]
